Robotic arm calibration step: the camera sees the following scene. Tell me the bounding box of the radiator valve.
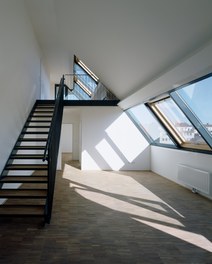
[192,188,198,194]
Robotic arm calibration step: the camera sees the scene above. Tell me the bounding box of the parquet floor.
[0,154,211,263]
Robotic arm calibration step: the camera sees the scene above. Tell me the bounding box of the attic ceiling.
[25,0,212,100]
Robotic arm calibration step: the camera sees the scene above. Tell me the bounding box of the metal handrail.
[44,75,65,223]
[43,76,65,161]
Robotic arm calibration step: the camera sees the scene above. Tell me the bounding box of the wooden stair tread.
[30,114,53,116]
[27,120,51,123]
[24,125,50,128]
[5,164,48,170]
[0,205,45,215]
[33,111,54,113]
[35,104,54,106]
[0,176,48,183]
[14,146,46,150]
[35,108,54,111]
[21,131,49,134]
[36,104,55,106]
[18,138,47,141]
[2,199,46,205]
[0,189,47,198]
[10,154,47,159]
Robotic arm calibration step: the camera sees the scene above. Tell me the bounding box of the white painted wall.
[151,146,212,198]
[60,124,73,153]
[0,0,50,173]
[81,107,150,170]
[62,108,80,160]
[57,107,81,170]
[40,59,51,99]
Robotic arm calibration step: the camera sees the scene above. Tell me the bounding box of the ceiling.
[25,0,212,100]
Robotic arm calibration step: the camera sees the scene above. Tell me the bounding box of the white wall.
[151,146,212,198]
[81,107,150,170]
[40,59,51,99]
[57,107,81,170]
[0,0,50,173]
[62,108,80,160]
[60,124,73,153]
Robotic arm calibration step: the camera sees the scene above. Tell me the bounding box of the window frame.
[170,91,212,149]
[126,103,177,148]
[127,73,212,155]
[73,55,99,99]
[148,96,211,151]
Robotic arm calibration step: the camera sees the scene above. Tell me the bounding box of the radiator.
[178,164,210,195]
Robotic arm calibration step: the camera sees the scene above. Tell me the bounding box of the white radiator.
[178,164,210,195]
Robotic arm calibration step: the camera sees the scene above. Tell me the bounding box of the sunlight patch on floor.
[133,217,212,253]
[61,165,211,253]
[75,188,183,227]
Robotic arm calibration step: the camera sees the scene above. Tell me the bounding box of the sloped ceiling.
[25,0,212,100]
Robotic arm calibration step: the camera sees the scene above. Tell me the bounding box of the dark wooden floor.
[0,158,212,263]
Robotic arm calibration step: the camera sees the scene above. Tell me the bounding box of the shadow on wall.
[82,111,150,170]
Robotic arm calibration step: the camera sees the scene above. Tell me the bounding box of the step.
[36,103,55,106]
[0,176,48,183]
[5,164,48,170]
[2,198,46,206]
[26,120,51,123]
[18,138,47,142]
[30,114,53,117]
[0,205,45,216]
[32,110,54,113]
[24,125,50,129]
[33,110,54,114]
[35,106,55,109]
[21,131,49,135]
[0,189,47,198]
[29,117,52,121]
[14,146,46,150]
[10,154,47,159]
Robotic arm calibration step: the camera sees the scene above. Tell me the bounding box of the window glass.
[65,93,79,100]
[128,104,174,145]
[73,83,91,100]
[176,75,212,136]
[154,97,207,146]
[72,55,118,101]
[74,63,97,93]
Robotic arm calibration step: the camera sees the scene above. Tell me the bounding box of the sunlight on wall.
[81,150,100,170]
[95,139,124,170]
[133,218,212,253]
[106,113,149,162]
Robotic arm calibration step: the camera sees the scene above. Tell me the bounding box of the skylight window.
[127,73,212,153]
[150,97,210,151]
[63,55,119,101]
[175,75,212,137]
[75,56,99,82]
[74,76,92,97]
[73,83,91,100]
[73,56,99,98]
[127,104,175,146]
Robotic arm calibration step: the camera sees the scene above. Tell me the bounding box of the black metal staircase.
[0,74,118,224]
[0,76,64,223]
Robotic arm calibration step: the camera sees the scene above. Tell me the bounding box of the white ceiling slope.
[25,0,212,100]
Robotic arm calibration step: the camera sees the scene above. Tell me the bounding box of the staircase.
[0,76,64,223]
[0,101,55,221]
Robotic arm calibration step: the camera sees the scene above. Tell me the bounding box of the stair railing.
[43,75,65,223]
